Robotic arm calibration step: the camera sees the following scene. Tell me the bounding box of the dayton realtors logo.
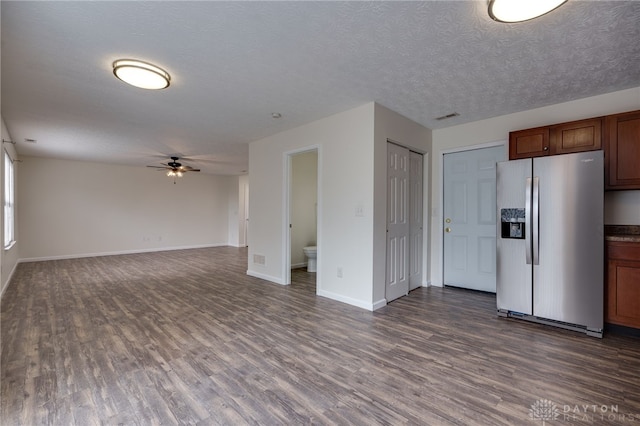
[529,399,560,424]
[529,399,640,423]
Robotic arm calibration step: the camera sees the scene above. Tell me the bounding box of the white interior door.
[409,152,423,290]
[443,145,504,292]
[386,143,410,302]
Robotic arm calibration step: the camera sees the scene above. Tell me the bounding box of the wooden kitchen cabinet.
[509,126,549,159]
[509,118,602,160]
[549,117,602,155]
[606,241,640,329]
[605,110,640,190]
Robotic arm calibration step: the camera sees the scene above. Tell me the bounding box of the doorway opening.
[284,147,320,293]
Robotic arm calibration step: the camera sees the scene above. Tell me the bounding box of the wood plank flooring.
[2,246,640,425]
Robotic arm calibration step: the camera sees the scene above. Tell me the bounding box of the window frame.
[4,149,15,249]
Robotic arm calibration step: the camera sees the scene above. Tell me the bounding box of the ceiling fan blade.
[181,166,200,172]
[148,157,201,174]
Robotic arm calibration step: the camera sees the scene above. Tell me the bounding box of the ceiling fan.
[147,156,200,182]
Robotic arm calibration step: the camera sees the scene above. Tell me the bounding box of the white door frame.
[438,140,507,287]
[409,151,424,291]
[283,145,322,288]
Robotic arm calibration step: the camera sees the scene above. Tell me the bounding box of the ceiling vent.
[435,112,460,121]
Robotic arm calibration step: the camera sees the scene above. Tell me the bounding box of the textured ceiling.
[2,1,640,175]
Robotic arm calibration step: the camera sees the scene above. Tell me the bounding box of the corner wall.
[430,86,640,287]
[248,102,431,310]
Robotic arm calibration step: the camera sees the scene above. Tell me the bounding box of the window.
[4,150,15,248]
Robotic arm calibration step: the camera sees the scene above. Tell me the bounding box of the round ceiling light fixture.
[488,0,568,23]
[112,59,171,90]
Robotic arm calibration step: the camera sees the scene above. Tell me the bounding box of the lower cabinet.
[606,241,640,329]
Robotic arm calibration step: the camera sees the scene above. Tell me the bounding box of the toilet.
[302,246,317,272]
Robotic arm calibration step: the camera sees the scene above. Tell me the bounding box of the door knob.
[445,227,451,233]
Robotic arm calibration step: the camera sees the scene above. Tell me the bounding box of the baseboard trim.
[0,260,19,299]
[246,270,287,285]
[372,298,387,311]
[291,262,307,269]
[317,289,374,311]
[18,243,229,263]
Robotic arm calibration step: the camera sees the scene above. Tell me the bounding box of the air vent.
[435,112,460,121]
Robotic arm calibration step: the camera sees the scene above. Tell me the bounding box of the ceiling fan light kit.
[488,0,568,23]
[147,156,200,183]
[113,59,171,90]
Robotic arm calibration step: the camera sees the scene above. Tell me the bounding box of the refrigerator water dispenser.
[500,208,525,239]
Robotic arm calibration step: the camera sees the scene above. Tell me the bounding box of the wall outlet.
[337,267,343,278]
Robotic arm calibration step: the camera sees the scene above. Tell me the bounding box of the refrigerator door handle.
[532,176,540,265]
[525,177,532,265]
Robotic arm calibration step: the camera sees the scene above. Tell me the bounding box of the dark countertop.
[605,225,640,242]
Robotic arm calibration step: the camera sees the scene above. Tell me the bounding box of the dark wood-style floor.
[2,246,640,425]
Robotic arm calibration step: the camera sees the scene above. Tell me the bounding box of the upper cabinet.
[606,110,640,190]
[509,117,602,160]
[509,127,549,159]
[549,117,603,155]
[510,111,640,191]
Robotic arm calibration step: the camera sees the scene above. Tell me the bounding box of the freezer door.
[532,151,603,330]
[496,158,532,315]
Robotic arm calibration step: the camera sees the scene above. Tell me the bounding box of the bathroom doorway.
[285,148,319,291]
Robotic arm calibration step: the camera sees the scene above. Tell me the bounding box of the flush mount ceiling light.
[488,0,568,23]
[112,59,170,90]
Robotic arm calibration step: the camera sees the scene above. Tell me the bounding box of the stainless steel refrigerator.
[496,150,604,337]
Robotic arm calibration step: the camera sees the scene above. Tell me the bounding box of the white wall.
[248,102,431,310]
[291,151,318,268]
[605,191,640,225]
[248,103,375,308]
[1,117,20,297]
[18,156,233,260]
[429,86,640,287]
